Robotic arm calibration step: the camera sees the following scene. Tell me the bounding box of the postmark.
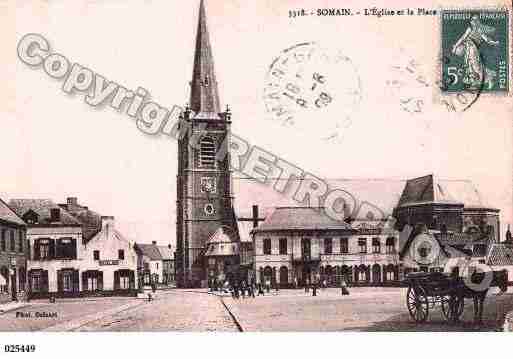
[263,42,362,141]
[441,9,509,93]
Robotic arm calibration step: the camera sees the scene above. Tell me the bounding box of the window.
[56,238,76,259]
[63,271,73,292]
[118,249,125,260]
[358,238,367,254]
[263,238,272,255]
[386,237,395,254]
[199,136,216,168]
[279,238,287,255]
[9,231,15,251]
[31,272,41,292]
[372,238,380,254]
[340,237,348,254]
[0,230,5,251]
[39,239,50,259]
[18,232,23,253]
[324,238,333,254]
[93,250,100,260]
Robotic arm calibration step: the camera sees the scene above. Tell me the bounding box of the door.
[10,269,17,301]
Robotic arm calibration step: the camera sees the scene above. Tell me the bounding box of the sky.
[3,0,512,244]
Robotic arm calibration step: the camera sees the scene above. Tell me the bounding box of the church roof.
[233,177,406,221]
[397,174,493,209]
[189,0,221,119]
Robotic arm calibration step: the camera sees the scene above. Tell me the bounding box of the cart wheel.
[442,295,464,322]
[407,286,429,323]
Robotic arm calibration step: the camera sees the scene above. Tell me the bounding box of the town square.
[3,0,513,343]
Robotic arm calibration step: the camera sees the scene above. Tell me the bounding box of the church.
[175,1,503,289]
[175,0,240,288]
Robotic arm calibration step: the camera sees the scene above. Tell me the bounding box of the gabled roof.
[487,244,513,266]
[0,198,26,226]
[236,220,254,243]
[59,202,102,242]
[8,199,81,226]
[135,243,162,260]
[205,227,239,256]
[253,207,352,232]
[157,246,174,260]
[233,177,406,221]
[397,174,492,208]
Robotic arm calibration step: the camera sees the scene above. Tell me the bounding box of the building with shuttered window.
[0,198,28,303]
[80,216,138,295]
[9,199,83,299]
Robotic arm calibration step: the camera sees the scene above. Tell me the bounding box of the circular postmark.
[263,42,362,141]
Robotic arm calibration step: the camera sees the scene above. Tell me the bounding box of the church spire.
[189,0,221,119]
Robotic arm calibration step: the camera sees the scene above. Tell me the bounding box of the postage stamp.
[441,9,509,93]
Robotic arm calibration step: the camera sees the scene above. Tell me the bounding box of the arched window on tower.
[200,136,216,168]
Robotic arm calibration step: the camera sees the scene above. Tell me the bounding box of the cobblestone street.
[223,287,513,331]
[1,288,512,331]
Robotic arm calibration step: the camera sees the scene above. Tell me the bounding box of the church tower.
[176,0,237,288]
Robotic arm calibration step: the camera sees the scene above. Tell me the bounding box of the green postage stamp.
[441,9,509,93]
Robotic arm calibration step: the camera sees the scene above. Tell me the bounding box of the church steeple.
[189,0,221,119]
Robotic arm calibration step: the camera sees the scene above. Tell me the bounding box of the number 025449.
[4,345,36,353]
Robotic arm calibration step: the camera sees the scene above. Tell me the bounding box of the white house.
[81,216,138,294]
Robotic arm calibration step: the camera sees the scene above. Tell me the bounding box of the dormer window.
[22,210,39,225]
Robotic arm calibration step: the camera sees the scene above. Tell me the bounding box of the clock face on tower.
[200,177,217,194]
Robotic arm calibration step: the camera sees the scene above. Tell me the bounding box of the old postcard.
[2,0,513,349]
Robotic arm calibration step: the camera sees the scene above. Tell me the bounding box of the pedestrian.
[265,278,271,293]
[293,277,298,289]
[341,277,350,296]
[305,278,310,293]
[258,283,264,296]
[241,282,246,299]
[249,283,256,298]
[322,279,327,290]
[312,280,317,297]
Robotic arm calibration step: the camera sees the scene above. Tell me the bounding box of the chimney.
[67,197,78,206]
[252,205,259,228]
[101,216,115,230]
[50,208,61,222]
[152,241,157,245]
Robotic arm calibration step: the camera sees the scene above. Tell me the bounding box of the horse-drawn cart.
[404,270,508,323]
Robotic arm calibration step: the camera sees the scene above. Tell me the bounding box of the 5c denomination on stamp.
[441,9,509,93]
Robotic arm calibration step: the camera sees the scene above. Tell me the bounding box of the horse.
[452,269,508,324]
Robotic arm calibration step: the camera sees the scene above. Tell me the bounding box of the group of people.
[209,278,280,299]
[209,276,351,298]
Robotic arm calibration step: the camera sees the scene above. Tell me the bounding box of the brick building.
[9,199,83,298]
[0,198,27,303]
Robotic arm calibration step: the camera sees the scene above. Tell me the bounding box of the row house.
[9,199,83,298]
[8,198,138,298]
[81,216,138,294]
[251,207,400,288]
[0,198,28,303]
